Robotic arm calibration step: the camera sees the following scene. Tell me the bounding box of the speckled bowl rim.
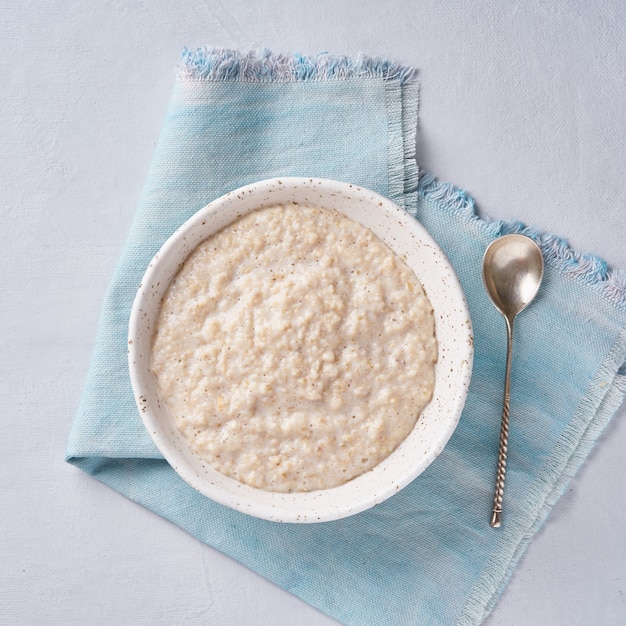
[128,177,473,523]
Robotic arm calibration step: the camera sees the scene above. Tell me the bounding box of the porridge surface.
[151,204,437,492]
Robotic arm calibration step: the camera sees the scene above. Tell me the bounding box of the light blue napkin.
[67,48,626,625]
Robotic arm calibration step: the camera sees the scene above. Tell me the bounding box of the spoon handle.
[491,317,514,528]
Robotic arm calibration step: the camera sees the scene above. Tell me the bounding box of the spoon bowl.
[483,235,544,321]
[482,234,544,527]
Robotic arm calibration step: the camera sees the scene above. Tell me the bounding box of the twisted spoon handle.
[491,317,514,528]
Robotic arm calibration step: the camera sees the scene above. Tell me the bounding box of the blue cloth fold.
[67,48,626,625]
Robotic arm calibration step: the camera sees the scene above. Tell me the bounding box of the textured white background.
[2,1,625,624]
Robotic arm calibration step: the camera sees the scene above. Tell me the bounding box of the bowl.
[128,177,473,522]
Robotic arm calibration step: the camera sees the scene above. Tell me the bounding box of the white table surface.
[3,2,626,624]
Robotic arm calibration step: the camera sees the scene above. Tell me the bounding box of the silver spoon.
[483,234,544,528]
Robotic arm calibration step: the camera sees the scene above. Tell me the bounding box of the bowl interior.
[128,177,473,522]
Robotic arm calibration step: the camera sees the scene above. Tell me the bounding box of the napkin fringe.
[178,47,417,85]
[417,172,626,310]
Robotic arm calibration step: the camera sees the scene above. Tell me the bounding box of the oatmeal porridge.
[151,204,437,492]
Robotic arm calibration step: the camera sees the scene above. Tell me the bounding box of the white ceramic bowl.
[128,177,473,523]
